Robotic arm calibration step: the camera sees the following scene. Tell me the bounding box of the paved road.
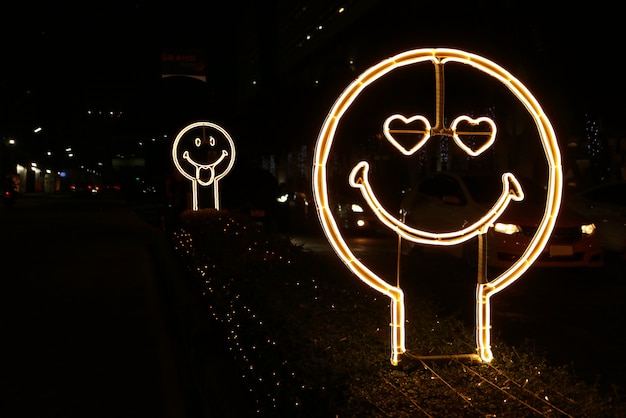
[0,193,244,418]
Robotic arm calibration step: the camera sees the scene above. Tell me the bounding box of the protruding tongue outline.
[183,149,229,186]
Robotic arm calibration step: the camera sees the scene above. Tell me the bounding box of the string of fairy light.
[585,114,601,161]
[172,213,587,416]
[172,215,325,415]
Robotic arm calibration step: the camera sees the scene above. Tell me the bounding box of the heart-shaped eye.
[450,116,497,156]
[383,114,432,155]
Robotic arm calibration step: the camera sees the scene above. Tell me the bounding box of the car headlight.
[351,203,364,213]
[494,222,522,235]
[581,223,596,236]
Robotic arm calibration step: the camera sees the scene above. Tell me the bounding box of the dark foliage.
[172,208,625,417]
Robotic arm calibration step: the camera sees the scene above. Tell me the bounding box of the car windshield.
[461,174,547,205]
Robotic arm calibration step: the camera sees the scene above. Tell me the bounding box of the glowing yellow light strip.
[383,114,431,155]
[313,48,561,365]
[450,115,497,156]
[383,114,497,157]
[172,121,236,211]
[349,161,523,245]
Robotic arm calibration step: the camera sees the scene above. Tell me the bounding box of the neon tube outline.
[172,121,236,211]
[312,48,562,365]
[383,114,432,155]
[383,114,497,157]
[349,161,524,245]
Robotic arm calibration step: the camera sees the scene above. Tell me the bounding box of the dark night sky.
[1,1,624,144]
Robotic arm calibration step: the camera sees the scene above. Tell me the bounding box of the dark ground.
[1,192,245,418]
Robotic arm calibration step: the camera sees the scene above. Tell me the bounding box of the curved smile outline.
[349,161,524,245]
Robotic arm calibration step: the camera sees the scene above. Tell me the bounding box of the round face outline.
[312,48,562,365]
[172,121,236,185]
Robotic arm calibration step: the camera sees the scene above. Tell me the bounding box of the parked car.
[400,171,604,268]
[334,200,376,232]
[331,189,382,235]
[565,181,626,256]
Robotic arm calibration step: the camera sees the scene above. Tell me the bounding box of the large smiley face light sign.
[172,121,236,211]
[312,48,562,366]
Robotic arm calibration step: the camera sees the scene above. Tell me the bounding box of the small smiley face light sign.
[172,121,236,210]
[313,48,562,365]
